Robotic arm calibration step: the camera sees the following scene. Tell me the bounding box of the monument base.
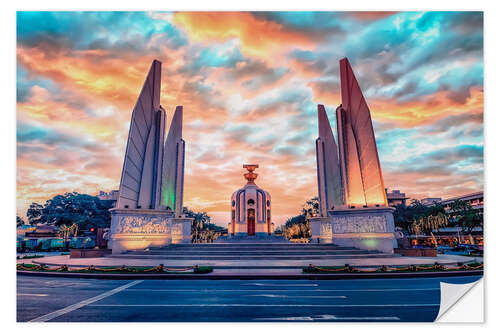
[171,217,194,244]
[310,217,333,243]
[328,207,396,253]
[109,208,192,254]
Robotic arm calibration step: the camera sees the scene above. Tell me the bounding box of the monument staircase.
[112,242,394,261]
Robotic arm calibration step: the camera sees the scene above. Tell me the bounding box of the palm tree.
[301,197,320,219]
[411,212,448,236]
[449,200,483,235]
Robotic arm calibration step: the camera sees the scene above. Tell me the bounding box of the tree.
[16,216,25,227]
[282,197,317,240]
[184,207,224,243]
[26,202,46,225]
[26,192,113,229]
[301,197,320,219]
[393,200,447,233]
[449,199,483,234]
[411,212,449,236]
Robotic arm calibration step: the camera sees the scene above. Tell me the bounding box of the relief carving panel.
[332,215,387,233]
[115,215,171,234]
[320,221,332,238]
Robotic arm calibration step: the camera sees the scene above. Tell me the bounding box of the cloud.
[16,11,484,225]
[173,12,315,58]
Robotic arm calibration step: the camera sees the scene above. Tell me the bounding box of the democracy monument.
[109,60,192,253]
[21,57,480,285]
[108,57,395,254]
[311,58,396,253]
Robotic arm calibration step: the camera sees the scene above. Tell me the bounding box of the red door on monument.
[247,209,255,236]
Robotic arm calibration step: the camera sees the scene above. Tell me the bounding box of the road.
[17,275,481,322]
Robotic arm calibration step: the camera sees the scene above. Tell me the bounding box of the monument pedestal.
[310,217,333,243]
[328,207,396,253]
[171,217,193,244]
[109,208,177,254]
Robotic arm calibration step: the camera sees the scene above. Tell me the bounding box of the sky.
[16,11,484,226]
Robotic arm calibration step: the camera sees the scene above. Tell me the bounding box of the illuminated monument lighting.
[311,58,395,253]
[109,60,192,253]
[161,105,185,215]
[337,58,388,208]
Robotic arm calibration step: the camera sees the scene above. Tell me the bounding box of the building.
[229,164,272,236]
[97,190,119,208]
[421,192,483,212]
[421,197,442,206]
[440,191,483,212]
[386,189,409,207]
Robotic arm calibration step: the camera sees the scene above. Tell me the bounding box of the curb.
[31,259,481,269]
[17,269,483,280]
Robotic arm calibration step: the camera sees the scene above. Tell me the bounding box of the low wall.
[70,248,111,258]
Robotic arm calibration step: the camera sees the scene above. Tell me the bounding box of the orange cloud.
[370,87,484,127]
[17,86,124,144]
[173,12,315,58]
[18,46,149,110]
[310,84,484,128]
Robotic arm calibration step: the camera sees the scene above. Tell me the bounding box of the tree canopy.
[393,198,482,235]
[281,197,319,240]
[16,216,25,227]
[393,199,446,232]
[183,207,225,243]
[25,192,114,230]
[448,199,483,233]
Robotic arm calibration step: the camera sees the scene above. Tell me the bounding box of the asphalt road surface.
[17,275,481,322]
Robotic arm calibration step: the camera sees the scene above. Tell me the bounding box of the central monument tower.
[229,165,273,237]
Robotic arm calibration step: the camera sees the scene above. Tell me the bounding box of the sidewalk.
[28,253,481,270]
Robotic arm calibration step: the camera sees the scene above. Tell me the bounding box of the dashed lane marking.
[245,294,347,298]
[241,283,319,287]
[253,314,401,321]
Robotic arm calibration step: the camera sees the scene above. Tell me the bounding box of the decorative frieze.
[331,215,388,234]
[115,215,171,234]
[109,208,192,253]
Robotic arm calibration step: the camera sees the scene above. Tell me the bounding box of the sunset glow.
[17,11,483,226]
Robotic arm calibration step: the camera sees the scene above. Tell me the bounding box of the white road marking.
[242,283,319,287]
[90,303,439,307]
[17,293,48,297]
[123,288,440,292]
[28,280,143,322]
[253,314,400,321]
[245,294,347,298]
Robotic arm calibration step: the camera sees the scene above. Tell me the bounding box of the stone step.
[141,250,379,255]
[148,245,365,250]
[111,253,393,260]
[152,244,358,249]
